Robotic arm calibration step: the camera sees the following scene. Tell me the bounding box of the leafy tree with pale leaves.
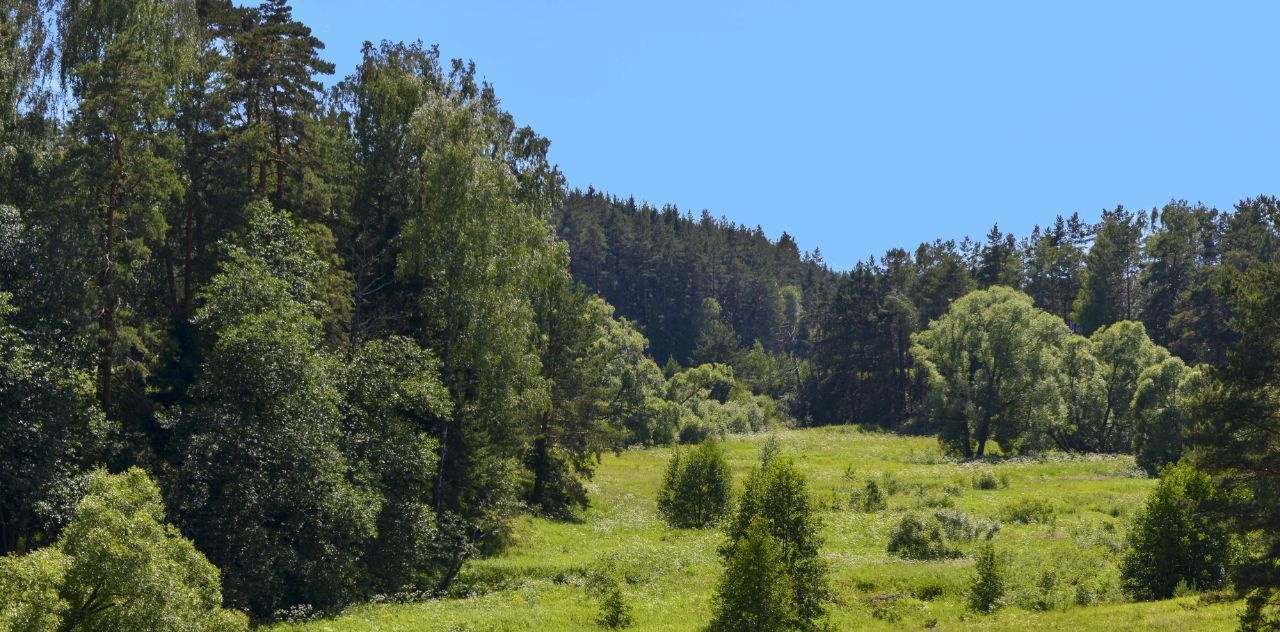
[0,468,247,631]
[1131,358,1206,475]
[911,287,1067,458]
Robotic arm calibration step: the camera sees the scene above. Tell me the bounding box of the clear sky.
[289,1,1280,271]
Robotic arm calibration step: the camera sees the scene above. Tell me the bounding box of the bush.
[1032,569,1059,611]
[708,518,796,632]
[916,493,955,509]
[886,514,959,560]
[656,439,734,528]
[0,468,248,631]
[678,420,716,445]
[722,457,829,629]
[933,509,1000,542]
[597,583,634,629]
[853,479,887,512]
[971,470,1005,490]
[1000,497,1055,524]
[1120,463,1232,600]
[967,543,1007,613]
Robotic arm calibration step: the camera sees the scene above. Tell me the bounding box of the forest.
[1,1,1279,631]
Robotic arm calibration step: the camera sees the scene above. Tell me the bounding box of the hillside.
[273,427,1238,631]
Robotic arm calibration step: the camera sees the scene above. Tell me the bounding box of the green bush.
[1000,497,1055,524]
[971,470,1005,490]
[886,514,960,560]
[966,542,1007,613]
[656,439,734,528]
[933,509,1000,542]
[678,420,716,445]
[1119,463,1232,600]
[0,468,248,631]
[853,479,887,512]
[596,583,634,629]
[721,457,829,630]
[1031,569,1059,611]
[707,518,796,632]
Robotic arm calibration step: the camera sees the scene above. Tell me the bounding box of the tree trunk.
[98,142,123,414]
[530,431,549,508]
[975,413,991,458]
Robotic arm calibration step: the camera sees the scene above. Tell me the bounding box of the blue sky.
[291,1,1279,270]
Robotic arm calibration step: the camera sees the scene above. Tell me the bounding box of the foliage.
[170,203,377,618]
[886,514,960,561]
[339,336,451,594]
[656,439,733,529]
[853,479,887,512]
[529,283,639,514]
[2,0,1279,624]
[1131,358,1205,475]
[268,427,1240,631]
[1072,207,1147,335]
[970,470,1005,490]
[596,582,634,630]
[392,74,563,589]
[723,457,829,630]
[967,543,1007,614]
[1119,464,1232,600]
[0,547,68,632]
[0,468,247,631]
[1082,321,1168,452]
[1188,261,1280,621]
[707,518,796,632]
[999,497,1055,525]
[0,292,109,555]
[911,287,1067,458]
[932,509,1000,542]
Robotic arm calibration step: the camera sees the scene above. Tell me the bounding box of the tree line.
[558,189,1277,431]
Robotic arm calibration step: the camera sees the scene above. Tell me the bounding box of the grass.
[272,427,1240,631]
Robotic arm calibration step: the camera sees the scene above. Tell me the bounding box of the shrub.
[1031,569,1059,611]
[916,493,955,509]
[933,509,1000,542]
[722,457,829,629]
[678,420,716,445]
[1120,463,1232,600]
[708,518,795,632]
[853,479,887,512]
[971,470,1004,490]
[1240,589,1280,632]
[656,439,734,528]
[1000,497,1055,524]
[597,583,634,629]
[967,543,1007,613]
[886,514,959,560]
[0,468,248,631]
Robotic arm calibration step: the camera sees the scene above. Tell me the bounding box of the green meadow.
[275,427,1239,631]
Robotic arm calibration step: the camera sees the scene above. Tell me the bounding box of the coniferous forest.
[2,2,1280,631]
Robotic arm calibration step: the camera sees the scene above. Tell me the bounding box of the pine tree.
[967,542,1007,613]
[721,457,828,630]
[707,518,795,632]
[1189,262,1280,625]
[1072,207,1146,334]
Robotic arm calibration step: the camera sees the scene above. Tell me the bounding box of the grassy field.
[274,427,1240,631]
